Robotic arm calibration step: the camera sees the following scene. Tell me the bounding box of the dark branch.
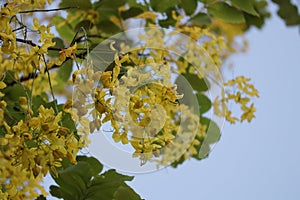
[7,51,88,86]
[16,38,62,51]
[19,7,78,14]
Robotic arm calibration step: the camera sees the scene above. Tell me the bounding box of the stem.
[19,7,78,14]
[42,54,58,114]
[16,38,62,51]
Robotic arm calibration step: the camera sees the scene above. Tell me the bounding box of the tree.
[0,0,299,199]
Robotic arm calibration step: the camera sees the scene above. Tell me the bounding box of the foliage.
[0,0,297,199]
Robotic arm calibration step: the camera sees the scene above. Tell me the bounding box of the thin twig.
[42,54,58,113]
[16,38,62,51]
[19,6,78,14]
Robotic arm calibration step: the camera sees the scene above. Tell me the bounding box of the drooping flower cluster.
[214,76,259,123]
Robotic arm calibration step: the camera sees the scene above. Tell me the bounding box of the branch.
[7,51,88,86]
[16,38,62,51]
[18,7,78,14]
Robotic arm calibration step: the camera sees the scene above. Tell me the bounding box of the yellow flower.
[225,111,238,124]
[135,11,157,21]
[0,81,6,89]
[57,43,77,65]
[241,103,256,122]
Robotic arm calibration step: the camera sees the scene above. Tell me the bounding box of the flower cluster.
[214,76,259,123]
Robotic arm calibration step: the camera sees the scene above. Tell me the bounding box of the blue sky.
[126,4,300,200]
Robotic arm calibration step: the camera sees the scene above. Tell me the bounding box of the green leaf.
[49,156,143,200]
[86,170,140,200]
[2,83,29,125]
[114,185,143,200]
[96,20,121,34]
[183,73,210,92]
[197,93,211,114]
[244,0,270,29]
[207,2,245,23]
[180,0,198,15]
[150,0,179,12]
[2,83,29,102]
[49,185,63,199]
[231,0,259,16]
[75,20,93,32]
[48,37,64,57]
[76,156,103,175]
[272,0,300,26]
[60,110,78,137]
[94,0,127,19]
[158,8,178,28]
[198,142,210,159]
[59,0,92,11]
[52,16,75,43]
[189,12,212,26]
[175,74,198,112]
[35,195,47,200]
[31,95,46,116]
[200,117,221,144]
[2,70,16,86]
[121,7,144,20]
[159,18,177,28]
[127,0,149,11]
[51,157,103,200]
[94,0,127,10]
[198,0,214,3]
[57,59,73,82]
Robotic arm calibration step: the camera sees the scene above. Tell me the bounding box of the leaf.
[183,73,210,92]
[75,20,93,32]
[244,0,270,29]
[94,0,127,19]
[35,195,47,200]
[158,8,178,28]
[207,2,245,23]
[231,0,259,16]
[59,0,92,11]
[198,142,210,159]
[150,0,179,12]
[60,110,78,137]
[200,117,221,144]
[2,83,29,125]
[76,156,103,176]
[272,0,300,26]
[175,74,198,112]
[49,185,63,199]
[52,16,75,43]
[180,0,198,15]
[189,12,212,26]
[127,0,149,11]
[197,93,211,114]
[121,7,144,20]
[96,20,121,34]
[94,0,127,9]
[49,156,140,200]
[51,156,104,200]
[57,59,73,82]
[31,95,46,116]
[198,0,214,3]
[48,37,64,57]
[114,185,143,200]
[86,170,140,200]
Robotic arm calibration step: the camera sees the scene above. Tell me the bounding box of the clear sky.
[126,4,300,200]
